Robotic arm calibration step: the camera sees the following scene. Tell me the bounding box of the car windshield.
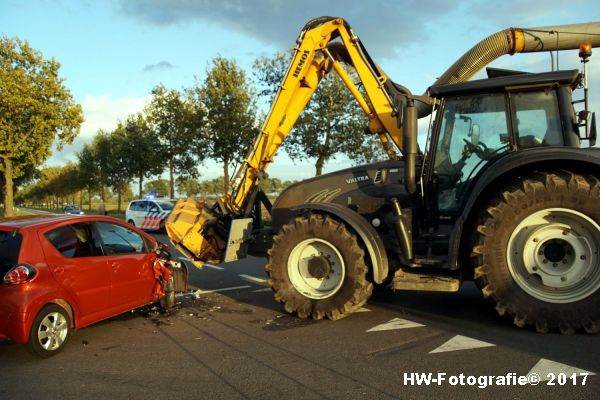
[156,201,174,211]
[0,230,23,276]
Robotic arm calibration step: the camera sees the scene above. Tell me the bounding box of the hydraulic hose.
[417,22,600,117]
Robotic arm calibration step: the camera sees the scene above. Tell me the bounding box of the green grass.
[0,206,33,217]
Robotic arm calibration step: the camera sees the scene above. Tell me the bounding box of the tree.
[144,179,170,198]
[199,177,226,198]
[75,130,113,207]
[122,113,163,198]
[105,125,136,211]
[0,36,83,216]
[146,84,202,198]
[196,57,258,193]
[252,52,288,102]
[77,143,100,210]
[254,52,379,176]
[176,176,202,197]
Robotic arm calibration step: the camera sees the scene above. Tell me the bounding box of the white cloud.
[46,95,150,166]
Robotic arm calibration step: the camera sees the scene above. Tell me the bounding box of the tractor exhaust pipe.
[417,22,600,117]
[403,99,418,194]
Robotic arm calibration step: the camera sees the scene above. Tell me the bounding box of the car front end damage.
[153,243,189,309]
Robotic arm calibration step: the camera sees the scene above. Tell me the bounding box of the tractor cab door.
[432,93,511,213]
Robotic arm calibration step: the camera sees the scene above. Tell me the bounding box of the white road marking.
[204,264,224,270]
[366,318,425,332]
[193,286,251,297]
[252,288,273,293]
[239,274,268,286]
[177,256,224,270]
[356,307,371,313]
[429,335,495,354]
[527,358,596,381]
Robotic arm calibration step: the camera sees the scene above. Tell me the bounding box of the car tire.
[27,304,71,358]
[472,171,600,334]
[127,219,135,227]
[266,213,373,320]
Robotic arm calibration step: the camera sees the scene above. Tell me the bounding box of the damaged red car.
[0,214,187,357]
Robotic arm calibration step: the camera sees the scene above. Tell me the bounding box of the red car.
[0,214,187,357]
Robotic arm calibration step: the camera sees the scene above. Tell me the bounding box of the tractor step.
[392,269,460,292]
[412,257,445,267]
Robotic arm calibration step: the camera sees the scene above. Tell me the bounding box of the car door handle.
[111,262,120,272]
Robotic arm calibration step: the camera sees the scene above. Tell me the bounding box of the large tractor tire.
[266,213,373,320]
[472,171,600,334]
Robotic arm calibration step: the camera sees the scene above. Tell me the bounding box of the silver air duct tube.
[417,22,600,117]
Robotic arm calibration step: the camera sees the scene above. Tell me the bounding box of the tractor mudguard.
[288,202,389,284]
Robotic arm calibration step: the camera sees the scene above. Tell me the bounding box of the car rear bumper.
[0,309,29,344]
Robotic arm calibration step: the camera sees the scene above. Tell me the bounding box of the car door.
[42,222,111,326]
[93,221,156,311]
[134,201,149,227]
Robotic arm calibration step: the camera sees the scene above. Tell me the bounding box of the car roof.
[0,214,126,230]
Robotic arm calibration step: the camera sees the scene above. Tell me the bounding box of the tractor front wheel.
[266,213,373,320]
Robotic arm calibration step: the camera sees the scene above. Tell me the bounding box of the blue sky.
[1,0,599,182]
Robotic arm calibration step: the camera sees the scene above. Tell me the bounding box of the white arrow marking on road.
[239,274,268,286]
[526,358,596,381]
[366,318,425,332]
[252,288,273,293]
[429,335,495,354]
[193,286,251,297]
[356,307,371,313]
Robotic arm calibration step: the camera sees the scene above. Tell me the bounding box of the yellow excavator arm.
[227,16,404,214]
[166,16,407,265]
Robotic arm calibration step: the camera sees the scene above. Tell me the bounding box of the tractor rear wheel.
[266,213,373,320]
[472,171,600,334]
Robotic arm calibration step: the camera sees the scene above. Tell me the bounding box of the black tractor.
[265,67,599,333]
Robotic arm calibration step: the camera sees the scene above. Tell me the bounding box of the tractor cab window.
[513,90,562,147]
[434,93,510,212]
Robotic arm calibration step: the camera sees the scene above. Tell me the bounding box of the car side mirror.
[149,207,158,213]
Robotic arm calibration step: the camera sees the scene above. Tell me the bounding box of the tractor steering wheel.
[463,138,493,160]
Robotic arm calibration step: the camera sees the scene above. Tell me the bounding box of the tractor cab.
[424,69,590,215]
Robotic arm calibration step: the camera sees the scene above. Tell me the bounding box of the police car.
[125,198,175,231]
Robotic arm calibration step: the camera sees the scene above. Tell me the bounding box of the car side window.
[136,201,148,212]
[131,201,145,212]
[95,222,146,255]
[45,223,103,258]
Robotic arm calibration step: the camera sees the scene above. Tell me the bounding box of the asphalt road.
[1,232,599,399]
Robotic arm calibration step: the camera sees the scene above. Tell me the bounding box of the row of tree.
[2,36,383,217]
[16,168,295,211]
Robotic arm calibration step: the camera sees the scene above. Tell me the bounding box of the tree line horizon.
[1,36,382,217]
